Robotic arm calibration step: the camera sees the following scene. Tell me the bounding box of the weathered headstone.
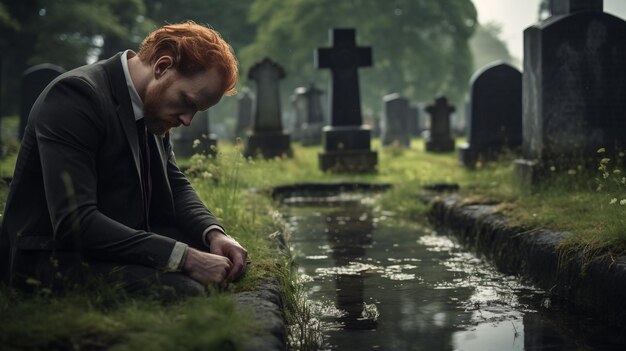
[244,58,292,159]
[381,93,411,147]
[315,28,377,172]
[425,96,455,152]
[172,110,217,158]
[408,105,420,137]
[515,0,626,185]
[292,83,325,146]
[20,64,65,139]
[460,62,522,168]
[234,88,254,141]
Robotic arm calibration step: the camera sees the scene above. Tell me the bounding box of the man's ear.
[153,56,174,79]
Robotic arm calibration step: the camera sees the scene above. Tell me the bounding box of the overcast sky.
[472,0,626,61]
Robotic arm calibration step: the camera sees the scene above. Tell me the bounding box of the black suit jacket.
[0,53,222,282]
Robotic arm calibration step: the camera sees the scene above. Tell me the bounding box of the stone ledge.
[427,194,626,326]
[234,277,286,351]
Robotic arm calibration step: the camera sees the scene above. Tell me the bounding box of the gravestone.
[381,93,411,147]
[234,88,254,141]
[315,28,377,172]
[244,58,292,159]
[172,111,217,158]
[515,0,626,185]
[460,62,522,168]
[20,64,65,139]
[292,83,325,146]
[424,96,455,152]
[408,105,420,137]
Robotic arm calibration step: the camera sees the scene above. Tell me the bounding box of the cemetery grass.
[1,132,626,349]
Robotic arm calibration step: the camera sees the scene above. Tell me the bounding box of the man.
[0,22,248,297]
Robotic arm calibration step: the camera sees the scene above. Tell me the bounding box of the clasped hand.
[182,231,248,285]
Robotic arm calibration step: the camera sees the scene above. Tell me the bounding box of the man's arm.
[35,77,176,269]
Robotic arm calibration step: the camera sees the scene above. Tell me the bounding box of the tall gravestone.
[172,111,217,158]
[292,83,325,146]
[515,0,626,184]
[315,28,377,172]
[425,97,455,152]
[460,62,522,168]
[20,64,65,140]
[244,58,292,159]
[381,93,411,147]
[234,88,254,141]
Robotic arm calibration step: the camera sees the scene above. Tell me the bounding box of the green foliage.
[469,22,516,71]
[241,0,478,113]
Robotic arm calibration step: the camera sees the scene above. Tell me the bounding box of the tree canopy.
[1,0,481,123]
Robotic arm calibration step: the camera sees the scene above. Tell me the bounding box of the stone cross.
[551,0,603,15]
[315,28,372,127]
[20,64,65,139]
[234,88,253,140]
[244,58,292,158]
[425,97,455,152]
[381,93,411,147]
[314,28,377,172]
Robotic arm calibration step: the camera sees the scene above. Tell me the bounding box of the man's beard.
[143,76,174,136]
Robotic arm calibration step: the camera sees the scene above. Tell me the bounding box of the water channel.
[281,194,626,351]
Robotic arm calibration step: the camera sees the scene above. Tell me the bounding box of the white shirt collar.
[121,50,144,121]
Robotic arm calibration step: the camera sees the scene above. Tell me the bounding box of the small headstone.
[315,28,377,172]
[292,82,325,146]
[408,105,421,137]
[172,111,217,158]
[515,0,626,185]
[20,64,65,139]
[244,58,292,159]
[381,93,411,147]
[234,88,254,141]
[425,96,455,152]
[460,62,522,168]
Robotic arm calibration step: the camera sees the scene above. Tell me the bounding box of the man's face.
[143,67,224,136]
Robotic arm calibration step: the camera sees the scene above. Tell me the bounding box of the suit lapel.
[103,53,143,187]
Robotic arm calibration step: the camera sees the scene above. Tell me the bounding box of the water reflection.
[284,199,626,350]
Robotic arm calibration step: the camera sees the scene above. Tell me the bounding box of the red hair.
[138,21,238,96]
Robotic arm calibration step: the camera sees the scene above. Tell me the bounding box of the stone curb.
[427,193,626,325]
[234,277,286,351]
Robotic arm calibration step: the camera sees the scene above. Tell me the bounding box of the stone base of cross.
[244,131,293,159]
[318,126,377,172]
[425,138,455,153]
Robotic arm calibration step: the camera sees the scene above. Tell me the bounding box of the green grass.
[2,122,626,349]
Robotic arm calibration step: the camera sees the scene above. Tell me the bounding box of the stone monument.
[234,88,254,142]
[292,82,325,146]
[381,93,411,147]
[515,0,626,185]
[244,58,292,159]
[425,96,455,152]
[20,64,65,139]
[460,62,522,168]
[315,28,377,172]
[172,111,217,158]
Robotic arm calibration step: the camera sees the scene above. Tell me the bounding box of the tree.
[469,22,515,71]
[240,0,478,115]
[0,0,147,115]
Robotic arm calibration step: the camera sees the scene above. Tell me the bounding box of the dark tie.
[136,118,152,231]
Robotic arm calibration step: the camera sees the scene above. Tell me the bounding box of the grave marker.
[381,93,411,147]
[244,58,292,159]
[425,96,455,152]
[315,28,377,172]
[515,0,626,184]
[20,64,65,139]
[292,83,325,146]
[460,62,522,167]
[234,88,254,141]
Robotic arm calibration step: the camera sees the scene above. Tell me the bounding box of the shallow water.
[282,198,626,351]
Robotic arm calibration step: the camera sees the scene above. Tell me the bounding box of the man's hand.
[206,229,249,282]
[182,247,232,285]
